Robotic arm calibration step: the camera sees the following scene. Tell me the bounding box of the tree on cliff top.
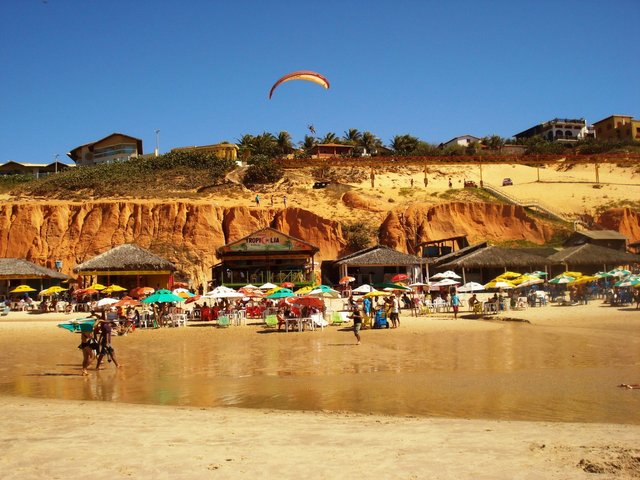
[242,156,284,187]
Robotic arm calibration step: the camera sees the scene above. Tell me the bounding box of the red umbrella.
[339,276,356,285]
[288,296,324,309]
[280,281,295,288]
[391,273,409,283]
[172,282,189,289]
[114,296,141,308]
[130,287,155,299]
[185,295,201,304]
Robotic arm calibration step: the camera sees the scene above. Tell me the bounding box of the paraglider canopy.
[269,70,330,99]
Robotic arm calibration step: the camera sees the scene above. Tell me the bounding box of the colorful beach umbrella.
[142,289,184,304]
[102,284,127,294]
[10,285,36,293]
[484,279,516,289]
[266,288,295,299]
[339,276,356,285]
[457,282,485,293]
[87,283,107,291]
[40,285,67,296]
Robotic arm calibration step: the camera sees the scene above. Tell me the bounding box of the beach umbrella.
[172,281,189,289]
[375,282,412,291]
[102,284,127,294]
[309,285,341,298]
[339,275,356,285]
[457,282,485,293]
[142,289,184,304]
[484,279,516,289]
[130,286,155,298]
[431,278,461,288]
[204,286,244,299]
[185,295,201,304]
[241,284,259,290]
[279,281,295,289]
[390,273,409,283]
[430,271,461,280]
[57,318,96,333]
[511,274,543,286]
[259,282,278,290]
[549,274,575,285]
[87,283,107,291]
[114,296,142,308]
[516,277,545,288]
[294,285,316,295]
[40,285,67,296]
[75,288,98,296]
[266,288,295,299]
[568,275,598,286]
[498,271,521,279]
[363,290,391,298]
[608,268,631,278]
[352,284,375,294]
[96,297,119,307]
[239,287,263,297]
[10,285,36,293]
[594,271,614,279]
[172,288,195,298]
[287,295,324,309]
[530,271,548,277]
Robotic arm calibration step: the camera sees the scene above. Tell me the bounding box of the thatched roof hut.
[438,245,552,270]
[0,258,72,280]
[546,243,640,269]
[335,245,422,267]
[73,244,176,274]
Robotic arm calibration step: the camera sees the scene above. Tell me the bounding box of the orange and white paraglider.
[268,70,330,99]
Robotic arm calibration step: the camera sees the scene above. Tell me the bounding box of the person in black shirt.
[349,305,362,345]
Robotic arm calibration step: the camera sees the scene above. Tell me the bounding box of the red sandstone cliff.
[0,200,635,285]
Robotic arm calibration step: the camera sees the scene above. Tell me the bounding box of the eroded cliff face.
[1,200,635,285]
[378,202,558,254]
[595,208,640,243]
[0,202,347,286]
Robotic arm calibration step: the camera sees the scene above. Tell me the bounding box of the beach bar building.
[546,243,640,276]
[214,228,319,287]
[73,244,176,290]
[0,258,72,298]
[328,245,424,286]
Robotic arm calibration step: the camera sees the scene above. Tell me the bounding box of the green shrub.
[242,157,284,186]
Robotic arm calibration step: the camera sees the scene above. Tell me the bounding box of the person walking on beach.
[255,194,260,207]
[349,304,362,345]
[95,317,121,369]
[451,290,460,319]
[389,295,400,328]
[78,329,97,375]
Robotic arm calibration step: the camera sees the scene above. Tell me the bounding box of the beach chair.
[217,315,231,328]
[264,314,278,328]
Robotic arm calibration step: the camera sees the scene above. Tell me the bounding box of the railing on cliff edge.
[481,182,580,225]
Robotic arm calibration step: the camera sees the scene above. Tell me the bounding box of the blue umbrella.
[266,288,295,299]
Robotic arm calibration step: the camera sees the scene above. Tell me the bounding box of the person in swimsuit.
[78,329,97,375]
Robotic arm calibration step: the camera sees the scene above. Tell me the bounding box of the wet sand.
[1,304,640,478]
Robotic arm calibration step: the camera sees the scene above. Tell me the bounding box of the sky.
[1,0,638,164]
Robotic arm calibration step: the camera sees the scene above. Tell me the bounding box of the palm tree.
[320,132,339,144]
[237,134,255,159]
[482,135,505,151]
[342,128,362,145]
[360,131,382,155]
[390,134,420,155]
[300,135,317,155]
[252,132,278,157]
[276,131,295,156]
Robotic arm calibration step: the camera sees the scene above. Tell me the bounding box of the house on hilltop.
[171,142,239,161]
[514,118,593,143]
[592,115,640,142]
[67,133,143,166]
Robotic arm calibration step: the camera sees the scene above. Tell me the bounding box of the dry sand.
[1,305,640,479]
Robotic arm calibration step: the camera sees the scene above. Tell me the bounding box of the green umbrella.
[266,288,295,299]
[142,289,183,303]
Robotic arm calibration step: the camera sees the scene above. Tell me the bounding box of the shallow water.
[1,318,640,424]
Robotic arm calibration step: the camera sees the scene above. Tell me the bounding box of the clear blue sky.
[1,0,638,164]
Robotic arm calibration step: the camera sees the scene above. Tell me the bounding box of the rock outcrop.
[595,208,640,243]
[379,202,558,254]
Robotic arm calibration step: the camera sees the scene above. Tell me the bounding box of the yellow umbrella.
[364,290,392,298]
[87,283,106,291]
[264,286,282,296]
[10,285,36,293]
[510,274,539,286]
[40,286,67,296]
[563,271,583,279]
[102,284,126,294]
[294,285,317,295]
[484,279,516,289]
[568,275,598,286]
[498,271,521,279]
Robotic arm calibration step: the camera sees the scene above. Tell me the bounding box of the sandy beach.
[1,304,639,479]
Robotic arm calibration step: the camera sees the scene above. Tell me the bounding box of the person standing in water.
[349,304,363,345]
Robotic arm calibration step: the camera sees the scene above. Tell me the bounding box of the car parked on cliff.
[464,180,477,188]
[502,177,513,186]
